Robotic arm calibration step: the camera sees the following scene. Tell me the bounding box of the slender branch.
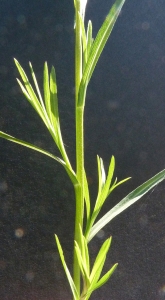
[73,0,85,297]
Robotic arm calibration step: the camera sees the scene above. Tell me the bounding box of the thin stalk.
[74,106,84,295]
[75,0,82,103]
[74,0,84,297]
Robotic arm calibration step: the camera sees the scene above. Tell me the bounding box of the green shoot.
[0,0,165,299]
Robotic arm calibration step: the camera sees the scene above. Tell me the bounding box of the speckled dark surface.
[0,0,165,299]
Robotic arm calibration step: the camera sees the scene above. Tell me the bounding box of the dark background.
[0,0,165,299]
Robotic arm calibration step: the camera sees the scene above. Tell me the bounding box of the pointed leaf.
[15,59,43,112]
[85,156,115,238]
[78,0,126,107]
[49,66,59,129]
[49,66,67,155]
[95,155,115,210]
[43,63,62,148]
[86,20,93,58]
[55,235,79,300]
[84,169,91,222]
[14,59,72,178]
[16,76,48,128]
[97,156,104,196]
[15,59,55,135]
[108,176,131,195]
[92,263,118,291]
[29,62,57,136]
[88,168,165,241]
[100,156,106,187]
[79,224,90,275]
[43,62,51,118]
[0,131,78,185]
[78,12,87,68]
[90,237,112,286]
[29,62,45,109]
[74,241,90,285]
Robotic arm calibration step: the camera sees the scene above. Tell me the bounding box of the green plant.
[0,0,165,299]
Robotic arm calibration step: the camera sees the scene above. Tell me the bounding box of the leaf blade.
[0,130,78,185]
[91,263,118,291]
[55,235,79,300]
[88,169,165,241]
[84,168,91,222]
[89,237,112,285]
[78,0,126,107]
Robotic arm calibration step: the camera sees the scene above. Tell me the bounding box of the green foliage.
[0,0,165,299]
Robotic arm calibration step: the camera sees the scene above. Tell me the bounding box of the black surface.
[0,0,165,299]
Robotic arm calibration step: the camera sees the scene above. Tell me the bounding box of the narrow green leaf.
[86,20,93,59]
[92,263,118,291]
[79,224,85,261]
[74,241,90,285]
[90,237,112,285]
[50,66,59,122]
[100,156,106,187]
[96,155,115,208]
[15,66,48,128]
[85,156,115,237]
[87,0,125,82]
[0,131,61,161]
[78,0,126,107]
[48,66,72,168]
[29,62,45,109]
[55,235,79,300]
[82,238,112,299]
[15,59,42,111]
[43,63,61,147]
[108,176,131,195]
[15,59,72,171]
[78,12,87,68]
[82,234,90,276]
[74,241,85,278]
[29,62,57,137]
[84,169,90,222]
[49,66,61,143]
[15,59,56,137]
[88,168,165,241]
[43,62,51,119]
[16,78,38,110]
[97,156,103,196]
[79,225,90,275]
[0,131,78,185]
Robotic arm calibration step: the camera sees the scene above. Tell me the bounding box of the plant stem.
[74,106,84,294]
[73,0,84,297]
[75,2,82,103]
